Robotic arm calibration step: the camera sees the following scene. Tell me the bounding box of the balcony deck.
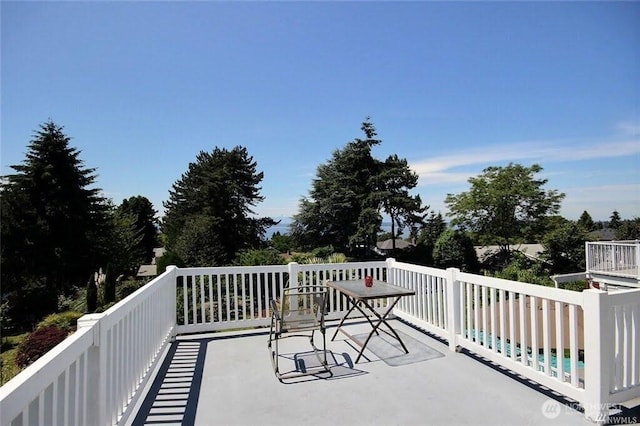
[130,319,591,426]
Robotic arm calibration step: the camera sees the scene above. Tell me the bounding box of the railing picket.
[542,299,551,376]
[509,292,516,361]
[490,287,497,352]
[555,301,565,382]
[499,289,506,356]
[519,294,528,367]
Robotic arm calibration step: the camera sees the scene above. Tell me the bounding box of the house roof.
[474,244,545,262]
[137,264,157,277]
[377,238,413,250]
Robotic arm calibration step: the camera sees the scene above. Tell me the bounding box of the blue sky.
[2,1,639,223]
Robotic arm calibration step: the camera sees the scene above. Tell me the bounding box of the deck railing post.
[446,268,461,352]
[166,265,179,340]
[582,289,613,423]
[385,258,396,282]
[288,262,300,287]
[77,313,107,426]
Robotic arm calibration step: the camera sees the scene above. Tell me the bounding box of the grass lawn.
[1,332,29,385]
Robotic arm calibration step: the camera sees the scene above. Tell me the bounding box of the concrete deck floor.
[130,320,596,426]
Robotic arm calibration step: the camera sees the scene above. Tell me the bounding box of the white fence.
[587,241,640,280]
[387,259,640,422]
[174,260,388,334]
[2,260,639,424]
[0,266,177,426]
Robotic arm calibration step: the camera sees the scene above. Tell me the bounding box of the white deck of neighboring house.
[128,319,598,426]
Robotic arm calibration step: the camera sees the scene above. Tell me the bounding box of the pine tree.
[162,146,275,266]
[1,121,110,325]
[1,121,109,298]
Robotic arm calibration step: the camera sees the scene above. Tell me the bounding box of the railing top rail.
[175,264,289,276]
[456,270,584,305]
[296,261,387,270]
[100,266,175,327]
[587,240,639,247]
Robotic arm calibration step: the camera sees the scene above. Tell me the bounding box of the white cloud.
[410,137,640,187]
[615,121,640,137]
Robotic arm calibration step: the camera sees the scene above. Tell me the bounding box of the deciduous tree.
[445,163,564,254]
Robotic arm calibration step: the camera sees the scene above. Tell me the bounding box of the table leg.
[354,296,408,363]
[330,296,379,341]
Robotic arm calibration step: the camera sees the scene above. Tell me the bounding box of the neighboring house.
[136,247,166,279]
[474,244,545,264]
[589,228,616,241]
[376,239,414,256]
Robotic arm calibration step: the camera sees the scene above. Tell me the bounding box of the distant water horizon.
[265,217,394,238]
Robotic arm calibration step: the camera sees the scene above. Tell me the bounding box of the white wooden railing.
[0,266,177,426]
[174,260,388,334]
[2,259,639,424]
[386,259,640,423]
[587,241,640,281]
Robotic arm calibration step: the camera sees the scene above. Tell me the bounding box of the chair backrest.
[278,285,327,331]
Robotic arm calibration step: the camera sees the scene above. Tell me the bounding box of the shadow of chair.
[268,285,331,381]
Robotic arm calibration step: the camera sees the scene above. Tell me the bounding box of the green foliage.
[15,326,69,368]
[117,280,143,300]
[433,229,479,272]
[37,311,83,332]
[616,217,640,240]
[162,146,275,266]
[542,220,587,274]
[291,119,426,257]
[102,265,116,305]
[289,251,347,265]
[270,231,292,253]
[86,274,98,313]
[1,121,111,326]
[233,248,286,266]
[609,210,622,229]
[494,252,553,286]
[445,163,564,251]
[577,210,596,232]
[0,332,28,385]
[117,196,159,264]
[156,250,184,274]
[292,119,381,252]
[374,154,427,245]
[311,246,335,259]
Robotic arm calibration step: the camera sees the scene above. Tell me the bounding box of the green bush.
[37,311,83,332]
[15,326,69,368]
[117,280,143,300]
[433,229,479,272]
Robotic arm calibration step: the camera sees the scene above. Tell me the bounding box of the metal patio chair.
[268,285,331,380]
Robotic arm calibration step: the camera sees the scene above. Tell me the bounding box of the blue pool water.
[465,330,584,374]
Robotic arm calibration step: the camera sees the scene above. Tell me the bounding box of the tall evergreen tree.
[609,210,622,230]
[291,118,381,252]
[374,154,427,249]
[577,210,596,232]
[291,119,426,256]
[1,121,109,322]
[162,146,275,266]
[118,196,159,264]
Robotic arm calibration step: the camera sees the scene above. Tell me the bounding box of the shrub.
[117,280,142,300]
[433,229,479,272]
[15,326,69,368]
[37,311,83,332]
